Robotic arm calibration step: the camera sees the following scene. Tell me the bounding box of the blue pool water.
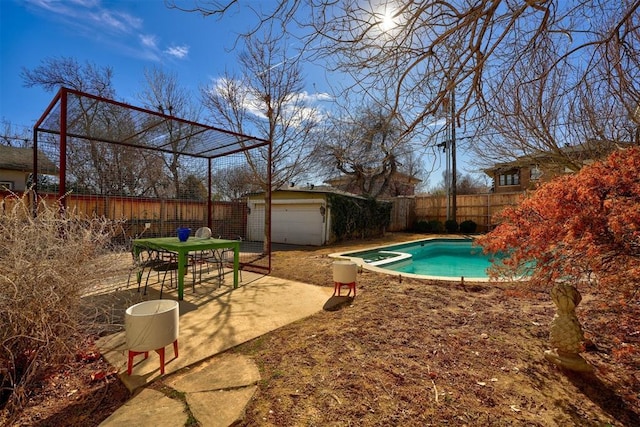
[341,238,500,280]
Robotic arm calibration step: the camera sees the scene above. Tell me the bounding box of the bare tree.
[137,66,204,198]
[172,1,640,167]
[202,29,319,190]
[468,17,639,171]
[21,56,115,97]
[212,165,262,201]
[316,105,422,198]
[66,107,166,197]
[22,57,165,197]
[22,57,120,195]
[201,27,321,248]
[431,170,489,195]
[0,120,31,147]
[181,174,209,200]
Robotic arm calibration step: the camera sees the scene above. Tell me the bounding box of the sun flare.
[381,9,395,31]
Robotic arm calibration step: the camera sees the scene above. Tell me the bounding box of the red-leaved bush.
[477,146,640,298]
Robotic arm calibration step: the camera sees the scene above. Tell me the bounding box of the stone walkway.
[100,353,260,426]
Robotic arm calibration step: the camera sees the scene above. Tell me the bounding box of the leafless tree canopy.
[468,2,640,170]
[201,26,320,191]
[172,0,640,168]
[0,120,31,147]
[431,170,489,195]
[21,59,209,199]
[21,56,115,97]
[316,106,423,198]
[212,165,262,200]
[21,58,157,196]
[138,66,204,197]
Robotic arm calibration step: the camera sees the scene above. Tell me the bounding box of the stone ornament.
[544,283,593,372]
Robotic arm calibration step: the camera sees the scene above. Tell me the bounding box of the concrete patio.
[93,269,336,426]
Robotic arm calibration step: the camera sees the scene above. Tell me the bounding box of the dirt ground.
[6,233,640,426]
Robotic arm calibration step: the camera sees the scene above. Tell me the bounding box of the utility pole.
[450,87,457,224]
[444,138,450,220]
[439,84,457,222]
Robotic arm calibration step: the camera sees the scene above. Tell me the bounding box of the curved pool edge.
[329,236,493,282]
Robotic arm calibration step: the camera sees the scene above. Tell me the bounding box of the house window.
[530,166,543,180]
[499,171,520,186]
[0,181,14,191]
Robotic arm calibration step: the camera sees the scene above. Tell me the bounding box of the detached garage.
[247,188,333,246]
[247,187,391,246]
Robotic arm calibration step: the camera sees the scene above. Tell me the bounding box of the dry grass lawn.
[235,233,639,426]
[7,233,640,426]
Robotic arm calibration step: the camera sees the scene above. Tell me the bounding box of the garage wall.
[247,197,330,246]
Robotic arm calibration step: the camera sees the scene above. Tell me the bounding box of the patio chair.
[194,249,224,287]
[153,250,179,298]
[189,227,224,289]
[219,236,243,283]
[195,227,212,239]
[127,245,177,297]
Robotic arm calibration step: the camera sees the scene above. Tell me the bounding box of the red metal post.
[207,158,212,229]
[59,88,68,209]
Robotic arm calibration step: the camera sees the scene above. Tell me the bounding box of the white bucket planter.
[333,260,358,297]
[125,300,179,375]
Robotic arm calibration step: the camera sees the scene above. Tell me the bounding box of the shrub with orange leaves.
[477,146,640,298]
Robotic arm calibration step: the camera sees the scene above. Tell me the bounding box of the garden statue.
[544,283,593,372]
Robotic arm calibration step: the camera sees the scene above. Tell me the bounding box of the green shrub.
[444,219,458,233]
[460,219,478,234]
[414,220,430,233]
[427,220,444,233]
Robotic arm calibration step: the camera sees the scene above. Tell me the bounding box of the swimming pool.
[332,238,500,281]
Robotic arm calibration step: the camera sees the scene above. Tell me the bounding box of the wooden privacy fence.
[387,197,415,232]
[3,190,523,240]
[0,191,247,241]
[389,192,524,232]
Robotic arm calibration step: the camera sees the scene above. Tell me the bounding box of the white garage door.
[272,204,325,246]
[248,201,326,246]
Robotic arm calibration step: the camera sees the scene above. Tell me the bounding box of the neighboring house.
[483,161,548,193]
[483,141,626,193]
[0,145,58,191]
[324,171,421,199]
[246,186,367,246]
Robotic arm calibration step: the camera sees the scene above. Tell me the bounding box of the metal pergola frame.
[32,87,273,270]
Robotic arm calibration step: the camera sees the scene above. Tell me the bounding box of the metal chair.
[219,236,243,283]
[127,245,177,297]
[195,227,212,239]
[190,227,223,288]
[153,250,179,298]
[195,249,224,286]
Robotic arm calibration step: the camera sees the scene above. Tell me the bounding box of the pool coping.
[328,236,492,282]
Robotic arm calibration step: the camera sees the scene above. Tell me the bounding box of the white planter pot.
[125,300,179,375]
[333,261,357,283]
[333,261,357,297]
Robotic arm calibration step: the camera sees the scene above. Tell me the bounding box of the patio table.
[133,237,240,300]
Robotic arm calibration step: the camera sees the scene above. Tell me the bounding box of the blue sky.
[0,0,331,133]
[0,0,465,189]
